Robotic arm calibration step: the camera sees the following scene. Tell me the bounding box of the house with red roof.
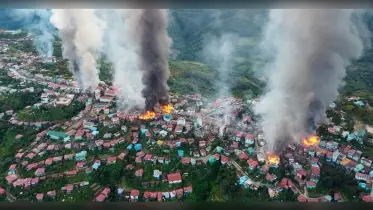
[25,152,37,160]
[107,156,117,164]
[311,166,320,183]
[96,193,106,202]
[105,89,116,97]
[130,189,140,201]
[247,159,258,170]
[266,173,277,182]
[362,195,373,202]
[307,198,319,202]
[0,187,5,196]
[31,177,39,185]
[279,178,289,190]
[8,164,16,175]
[76,161,85,169]
[245,134,255,145]
[45,158,53,166]
[126,164,134,170]
[220,155,231,165]
[143,191,151,201]
[75,130,85,140]
[65,184,74,194]
[135,169,144,178]
[157,192,163,202]
[231,141,239,149]
[136,151,145,158]
[96,188,110,202]
[135,157,142,163]
[23,178,32,188]
[183,186,193,194]
[235,132,245,141]
[296,169,307,180]
[334,192,343,202]
[36,193,44,201]
[167,172,182,184]
[144,154,153,161]
[12,179,24,187]
[64,169,78,176]
[239,152,249,160]
[47,190,56,198]
[64,154,74,160]
[306,181,316,189]
[35,168,45,177]
[53,156,63,162]
[298,194,307,202]
[182,157,190,165]
[15,152,24,160]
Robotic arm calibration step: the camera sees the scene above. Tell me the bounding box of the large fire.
[267,153,280,166]
[303,135,320,147]
[162,104,174,114]
[138,111,156,120]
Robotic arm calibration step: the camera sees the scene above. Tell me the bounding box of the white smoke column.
[50,9,105,91]
[98,9,145,111]
[10,9,55,59]
[204,34,237,130]
[255,9,368,154]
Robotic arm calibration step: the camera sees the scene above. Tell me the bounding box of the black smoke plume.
[138,9,171,111]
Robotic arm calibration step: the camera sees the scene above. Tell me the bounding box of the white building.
[41,93,49,104]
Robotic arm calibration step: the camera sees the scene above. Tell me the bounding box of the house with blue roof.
[347,133,357,142]
[216,146,223,153]
[76,151,87,161]
[238,176,248,185]
[247,147,254,155]
[47,131,71,143]
[89,126,98,131]
[127,144,133,150]
[354,101,365,107]
[208,156,216,163]
[177,150,184,157]
[134,144,142,151]
[92,162,101,170]
[369,170,373,178]
[354,164,365,173]
[140,128,148,135]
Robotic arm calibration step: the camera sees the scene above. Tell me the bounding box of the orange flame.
[267,153,280,165]
[138,111,156,120]
[303,135,320,147]
[162,104,174,114]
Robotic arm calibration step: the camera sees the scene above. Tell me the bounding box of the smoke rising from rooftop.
[254,9,368,154]
[137,9,172,111]
[98,9,145,111]
[10,9,55,59]
[50,9,105,91]
[203,33,237,126]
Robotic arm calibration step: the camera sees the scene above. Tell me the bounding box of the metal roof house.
[46,131,71,143]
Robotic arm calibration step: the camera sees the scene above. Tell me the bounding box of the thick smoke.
[10,9,55,59]
[50,9,105,91]
[137,9,172,111]
[98,9,144,111]
[255,9,368,154]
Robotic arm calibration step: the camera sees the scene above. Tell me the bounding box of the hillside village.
[1,30,373,203]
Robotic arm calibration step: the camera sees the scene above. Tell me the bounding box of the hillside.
[168,60,263,98]
[3,9,373,99]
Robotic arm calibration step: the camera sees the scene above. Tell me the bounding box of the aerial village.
[1,29,373,203]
